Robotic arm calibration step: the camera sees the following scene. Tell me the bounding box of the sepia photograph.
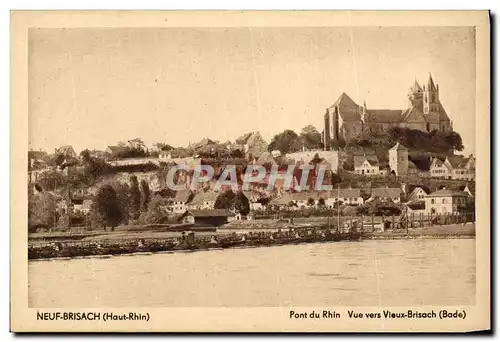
[11,10,490,332]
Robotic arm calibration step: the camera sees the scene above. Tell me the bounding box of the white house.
[72,199,93,214]
[325,188,364,207]
[424,188,469,214]
[406,186,428,203]
[188,191,218,210]
[429,155,475,181]
[353,155,379,175]
[370,187,401,203]
[164,190,193,214]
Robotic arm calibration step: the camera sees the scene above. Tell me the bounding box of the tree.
[114,181,131,225]
[37,170,66,191]
[139,195,169,224]
[307,197,316,207]
[94,185,121,230]
[317,198,326,207]
[140,179,151,212]
[130,175,141,220]
[154,142,174,151]
[80,149,91,162]
[214,190,236,210]
[28,192,57,232]
[330,138,346,149]
[268,130,302,154]
[234,191,250,215]
[388,126,464,153]
[81,152,109,184]
[300,125,323,150]
[342,159,354,171]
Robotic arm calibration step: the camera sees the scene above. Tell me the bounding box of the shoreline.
[29,223,475,262]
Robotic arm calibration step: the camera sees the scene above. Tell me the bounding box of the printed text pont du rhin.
[289,310,466,320]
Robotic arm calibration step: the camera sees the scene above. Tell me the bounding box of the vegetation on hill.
[268,125,323,154]
[387,127,464,153]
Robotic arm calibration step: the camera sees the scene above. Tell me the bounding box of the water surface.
[29,239,475,307]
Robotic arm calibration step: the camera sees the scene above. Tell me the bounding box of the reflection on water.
[29,239,475,307]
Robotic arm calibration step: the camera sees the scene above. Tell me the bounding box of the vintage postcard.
[11,10,490,332]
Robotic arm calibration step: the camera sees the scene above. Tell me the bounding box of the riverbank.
[28,223,475,261]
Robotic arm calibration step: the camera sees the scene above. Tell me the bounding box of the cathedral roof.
[436,103,450,121]
[330,92,360,109]
[328,93,362,122]
[365,109,404,123]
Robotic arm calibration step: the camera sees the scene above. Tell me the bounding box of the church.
[323,74,453,149]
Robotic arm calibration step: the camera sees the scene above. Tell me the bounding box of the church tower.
[389,142,408,176]
[408,79,423,112]
[423,73,439,114]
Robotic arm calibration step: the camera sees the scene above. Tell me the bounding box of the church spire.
[427,73,437,91]
[409,78,422,93]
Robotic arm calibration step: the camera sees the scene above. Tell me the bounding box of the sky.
[28,26,476,155]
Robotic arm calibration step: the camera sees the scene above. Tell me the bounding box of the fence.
[326,211,475,234]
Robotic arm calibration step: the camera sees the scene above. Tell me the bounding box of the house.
[255,151,278,166]
[72,198,93,214]
[354,155,379,175]
[406,186,429,203]
[448,155,475,181]
[55,145,77,159]
[290,192,318,208]
[271,150,282,158]
[424,188,470,214]
[235,131,268,160]
[324,188,363,207]
[88,150,107,159]
[188,191,219,210]
[164,190,193,214]
[458,185,474,197]
[286,150,339,171]
[242,190,268,211]
[370,187,402,203]
[430,155,475,181]
[268,194,300,210]
[178,209,233,226]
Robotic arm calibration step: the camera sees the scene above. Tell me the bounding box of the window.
[442,199,446,204]
[431,199,435,204]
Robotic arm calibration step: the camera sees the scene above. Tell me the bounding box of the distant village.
[28,74,476,232]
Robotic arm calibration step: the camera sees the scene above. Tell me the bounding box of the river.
[28,238,475,307]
